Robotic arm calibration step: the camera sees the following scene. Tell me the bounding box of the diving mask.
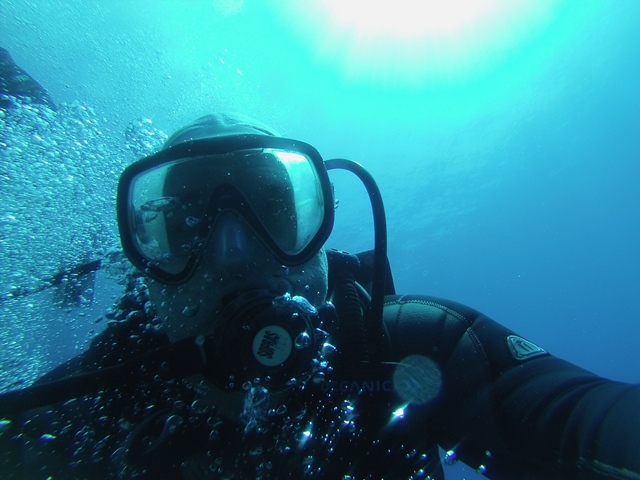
[117,135,335,284]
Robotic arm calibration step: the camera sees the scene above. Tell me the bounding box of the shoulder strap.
[325,249,393,362]
[326,248,396,299]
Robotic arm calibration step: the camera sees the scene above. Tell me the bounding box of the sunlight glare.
[282,0,559,87]
[323,0,497,37]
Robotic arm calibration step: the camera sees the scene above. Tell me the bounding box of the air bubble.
[295,331,311,349]
[444,450,457,465]
[321,342,337,356]
[0,419,12,432]
[181,305,199,317]
[191,399,209,415]
[185,216,201,227]
[38,433,57,443]
[162,414,184,435]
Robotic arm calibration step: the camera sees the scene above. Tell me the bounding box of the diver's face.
[148,211,329,342]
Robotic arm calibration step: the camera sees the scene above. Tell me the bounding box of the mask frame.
[117,135,335,284]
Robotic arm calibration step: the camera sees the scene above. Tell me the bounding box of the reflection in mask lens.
[128,148,326,275]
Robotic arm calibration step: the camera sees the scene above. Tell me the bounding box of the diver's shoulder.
[383,293,485,323]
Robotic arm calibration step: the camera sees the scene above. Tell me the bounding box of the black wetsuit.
[0,252,638,479]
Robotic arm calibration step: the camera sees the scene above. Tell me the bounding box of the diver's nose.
[211,213,254,265]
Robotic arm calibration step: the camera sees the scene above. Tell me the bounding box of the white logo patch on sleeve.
[506,335,547,361]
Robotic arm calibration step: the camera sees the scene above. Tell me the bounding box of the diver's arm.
[383,294,640,479]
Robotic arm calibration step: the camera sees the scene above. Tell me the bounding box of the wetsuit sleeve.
[383,294,640,479]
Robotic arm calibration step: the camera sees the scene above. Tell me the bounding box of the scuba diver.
[0,47,638,477]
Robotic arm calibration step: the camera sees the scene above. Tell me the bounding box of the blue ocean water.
[1,1,639,478]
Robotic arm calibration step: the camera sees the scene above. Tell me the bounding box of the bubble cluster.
[0,99,166,392]
[3,101,111,290]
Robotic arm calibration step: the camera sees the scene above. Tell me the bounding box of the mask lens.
[126,147,327,277]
